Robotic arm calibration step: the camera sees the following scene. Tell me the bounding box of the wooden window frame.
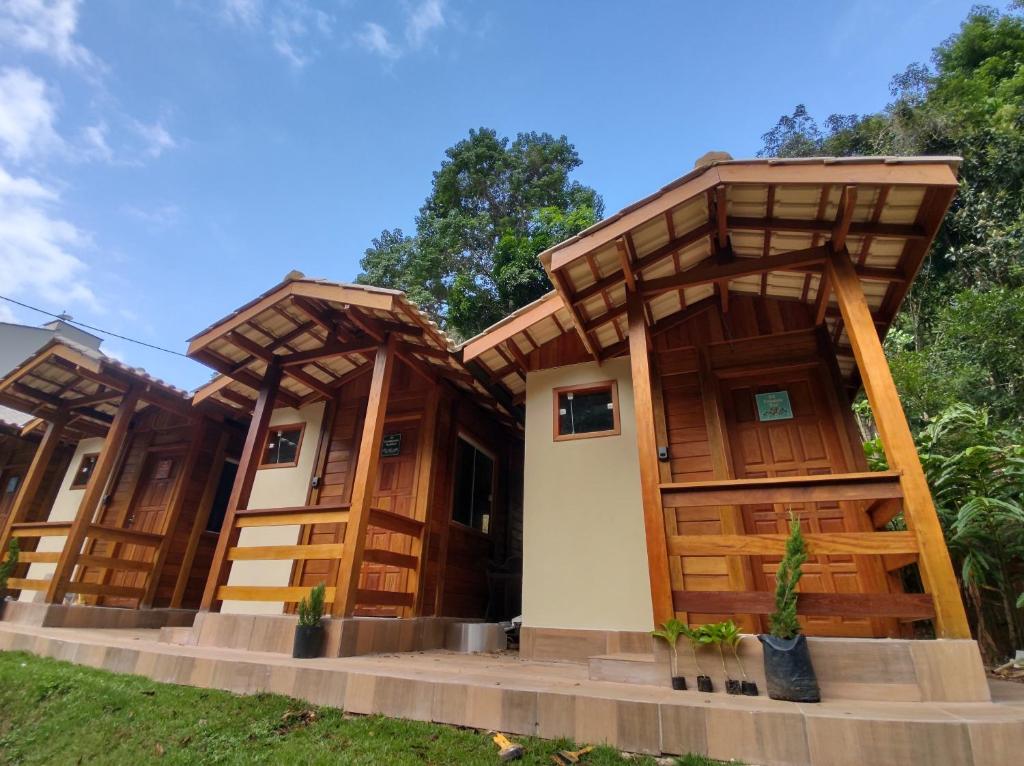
[450,431,497,537]
[69,452,100,489]
[258,422,306,469]
[552,380,621,442]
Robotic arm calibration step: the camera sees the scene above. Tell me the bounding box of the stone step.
[587,652,669,687]
[157,626,194,646]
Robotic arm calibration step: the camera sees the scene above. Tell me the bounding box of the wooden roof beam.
[832,186,858,253]
[729,216,925,240]
[715,185,729,248]
[551,269,599,361]
[279,339,378,368]
[640,244,829,297]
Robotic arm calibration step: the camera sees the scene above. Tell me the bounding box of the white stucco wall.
[20,436,105,601]
[221,402,325,615]
[521,358,654,632]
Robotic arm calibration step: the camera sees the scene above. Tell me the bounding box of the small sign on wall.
[755,390,794,421]
[381,432,402,457]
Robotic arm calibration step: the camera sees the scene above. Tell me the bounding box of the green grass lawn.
[0,652,727,765]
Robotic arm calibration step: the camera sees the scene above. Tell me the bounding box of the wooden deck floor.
[0,620,1021,765]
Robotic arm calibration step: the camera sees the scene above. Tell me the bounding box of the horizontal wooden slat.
[86,524,163,548]
[6,577,49,591]
[77,554,153,573]
[668,531,918,557]
[67,581,146,600]
[228,543,344,561]
[362,548,418,570]
[367,508,424,537]
[216,585,337,603]
[661,471,903,506]
[672,590,935,619]
[16,551,61,564]
[236,510,350,528]
[10,521,72,537]
[355,588,414,607]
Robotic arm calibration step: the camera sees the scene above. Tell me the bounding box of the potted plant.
[686,624,715,692]
[652,618,688,690]
[718,619,758,696]
[0,538,19,616]
[705,622,740,694]
[758,513,820,702]
[293,582,326,659]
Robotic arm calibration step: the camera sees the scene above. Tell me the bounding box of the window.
[452,435,495,534]
[259,423,304,468]
[4,475,20,496]
[553,381,620,441]
[206,460,239,533]
[70,453,99,489]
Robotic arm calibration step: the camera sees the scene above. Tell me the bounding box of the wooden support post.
[826,249,970,638]
[333,336,397,617]
[170,429,229,608]
[696,347,758,632]
[141,419,208,608]
[409,385,440,617]
[200,362,282,612]
[0,413,68,557]
[46,387,141,604]
[626,290,675,627]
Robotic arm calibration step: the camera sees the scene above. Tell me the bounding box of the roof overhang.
[188,274,521,424]
[0,338,193,437]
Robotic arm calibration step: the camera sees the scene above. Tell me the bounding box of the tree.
[357,128,603,340]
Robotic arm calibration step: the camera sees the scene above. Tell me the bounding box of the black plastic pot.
[725,679,742,695]
[696,675,714,693]
[292,624,325,659]
[741,680,759,696]
[758,633,820,702]
[671,676,687,690]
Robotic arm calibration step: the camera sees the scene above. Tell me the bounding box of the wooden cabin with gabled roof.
[461,154,972,657]
[0,337,243,621]
[184,275,523,635]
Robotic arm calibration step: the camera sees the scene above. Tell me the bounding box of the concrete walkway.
[1,620,1021,765]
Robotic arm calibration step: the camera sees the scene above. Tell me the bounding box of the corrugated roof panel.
[731,230,764,257]
[669,196,708,239]
[881,186,926,224]
[772,184,825,219]
[648,290,680,322]
[683,283,715,305]
[728,184,767,218]
[630,215,670,257]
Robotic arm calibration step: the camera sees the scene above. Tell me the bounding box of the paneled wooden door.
[105,451,181,606]
[356,417,422,617]
[719,366,886,637]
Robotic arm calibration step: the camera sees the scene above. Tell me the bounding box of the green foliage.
[715,620,748,680]
[357,128,602,340]
[296,583,325,628]
[769,514,807,640]
[0,652,706,765]
[652,618,687,675]
[0,537,19,595]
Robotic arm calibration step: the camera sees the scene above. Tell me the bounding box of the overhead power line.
[0,294,190,358]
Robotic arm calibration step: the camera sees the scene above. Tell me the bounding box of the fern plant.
[769,513,807,639]
[297,583,326,628]
[0,538,19,595]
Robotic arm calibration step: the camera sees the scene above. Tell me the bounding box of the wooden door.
[106,452,181,605]
[356,418,422,616]
[720,367,882,637]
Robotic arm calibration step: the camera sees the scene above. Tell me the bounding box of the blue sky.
[0,0,980,390]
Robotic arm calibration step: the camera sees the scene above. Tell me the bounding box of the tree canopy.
[357,128,603,340]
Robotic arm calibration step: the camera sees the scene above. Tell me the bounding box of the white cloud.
[0,162,98,312]
[221,0,262,28]
[356,22,400,60]
[0,0,98,69]
[121,203,180,228]
[405,0,444,49]
[0,68,62,162]
[81,121,112,162]
[132,119,177,159]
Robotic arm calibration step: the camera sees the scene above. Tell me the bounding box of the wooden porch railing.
[660,471,937,623]
[6,521,72,593]
[212,502,425,612]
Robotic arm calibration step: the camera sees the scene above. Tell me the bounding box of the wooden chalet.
[185,277,523,620]
[0,420,74,541]
[0,338,242,612]
[463,154,971,645]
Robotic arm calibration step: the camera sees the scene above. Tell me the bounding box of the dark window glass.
[206,460,239,533]
[557,387,615,436]
[70,454,98,489]
[261,425,302,466]
[452,437,495,533]
[4,475,20,495]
